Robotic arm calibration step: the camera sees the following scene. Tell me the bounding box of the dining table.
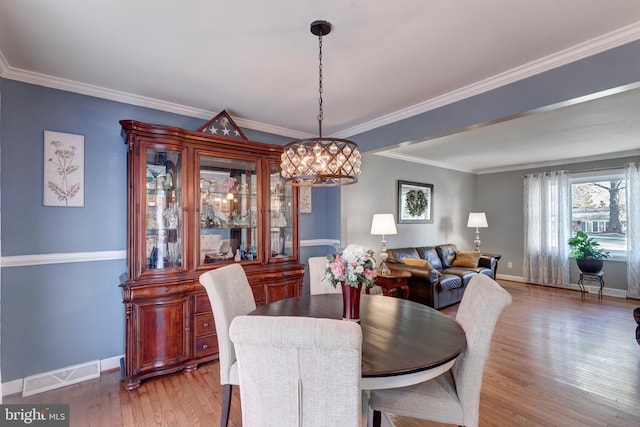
[249,293,466,390]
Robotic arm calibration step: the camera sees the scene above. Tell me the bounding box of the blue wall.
[0,80,337,381]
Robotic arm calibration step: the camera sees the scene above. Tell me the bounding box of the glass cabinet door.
[269,161,294,260]
[144,147,183,271]
[198,154,259,266]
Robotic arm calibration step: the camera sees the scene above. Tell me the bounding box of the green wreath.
[405,189,427,217]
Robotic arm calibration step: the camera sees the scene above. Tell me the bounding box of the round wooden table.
[250,294,466,390]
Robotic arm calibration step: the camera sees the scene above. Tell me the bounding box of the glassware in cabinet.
[269,161,294,260]
[198,154,260,266]
[144,147,183,270]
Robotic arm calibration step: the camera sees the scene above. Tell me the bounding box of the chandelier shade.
[281,137,361,186]
[281,20,362,187]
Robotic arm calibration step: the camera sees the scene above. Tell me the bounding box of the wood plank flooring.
[5,280,640,426]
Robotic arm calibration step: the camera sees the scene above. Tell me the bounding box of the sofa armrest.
[479,255,497,273]
[388,264,439,285]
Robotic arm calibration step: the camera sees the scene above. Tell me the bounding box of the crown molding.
[373,151,474,174]
[2,22,639,141]
[375,148,640,176]
[334,21,640,139]
[474,148,640,175]
[0,63,311,140]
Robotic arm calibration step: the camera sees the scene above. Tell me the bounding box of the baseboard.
[496,274,526,282]
[499,275,628,299]
[2,354,124,398]
[2,379,23,397]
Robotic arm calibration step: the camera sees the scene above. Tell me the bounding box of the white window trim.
[569,168,627,258]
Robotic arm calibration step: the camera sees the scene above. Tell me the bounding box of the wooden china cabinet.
[119,116,303,390]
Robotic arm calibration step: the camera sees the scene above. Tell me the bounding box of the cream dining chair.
[369,274,512,427]
[229,315,363,427]
[308,256,342,295]
[308,255,382,295]
[198,264,257,427]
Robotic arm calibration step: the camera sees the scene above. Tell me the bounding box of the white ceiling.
[1,0,640,173]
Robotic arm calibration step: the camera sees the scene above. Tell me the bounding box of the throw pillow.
[403,258,442,276]
[451,251,481,268]
[402,258,431,268]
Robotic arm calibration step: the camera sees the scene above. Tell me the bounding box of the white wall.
[477,155,640,290]
[340,153,478,256]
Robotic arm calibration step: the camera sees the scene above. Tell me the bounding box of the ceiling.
[1,1,640,174]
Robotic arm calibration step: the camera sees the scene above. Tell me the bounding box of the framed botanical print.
[397,180,433,224]
[43,130,85,207]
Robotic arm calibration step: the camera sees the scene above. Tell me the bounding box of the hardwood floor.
[6,280,640,426]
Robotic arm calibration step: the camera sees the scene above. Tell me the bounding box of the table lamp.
[370,213,397,275]
[467,212,488,252]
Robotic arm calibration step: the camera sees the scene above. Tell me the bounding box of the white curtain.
[626,162,640,299]
[523,171,571,286]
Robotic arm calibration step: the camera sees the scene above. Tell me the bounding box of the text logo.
[0,405,69,426]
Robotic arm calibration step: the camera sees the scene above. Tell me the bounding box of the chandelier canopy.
[280,20,362,187]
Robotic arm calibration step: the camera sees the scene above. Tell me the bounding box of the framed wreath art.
[397,180,433,224]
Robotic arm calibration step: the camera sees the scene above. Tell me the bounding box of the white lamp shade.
[467,212,488,228]
[370,214,397,235]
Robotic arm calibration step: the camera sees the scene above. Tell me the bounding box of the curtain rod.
[523,164,630,177]
[569,165,626,174]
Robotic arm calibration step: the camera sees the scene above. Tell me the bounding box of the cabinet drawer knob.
[202,344,208,350]
[203,322,209,328]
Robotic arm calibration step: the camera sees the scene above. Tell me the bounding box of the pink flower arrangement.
[322,243,377,288]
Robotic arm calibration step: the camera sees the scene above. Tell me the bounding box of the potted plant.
[567,231,610,273]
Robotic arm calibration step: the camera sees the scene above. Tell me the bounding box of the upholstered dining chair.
[308,256,342,295]
[308,256,382,295]
[229,315,363,427]
[198,264,257,427]
[369,274,512,427]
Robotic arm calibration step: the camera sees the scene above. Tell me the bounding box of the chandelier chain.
[317,34,323,138]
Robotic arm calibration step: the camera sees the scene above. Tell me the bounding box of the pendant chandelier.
[280,20,362,187]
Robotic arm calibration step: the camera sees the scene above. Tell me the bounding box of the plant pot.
[576,258,604,273]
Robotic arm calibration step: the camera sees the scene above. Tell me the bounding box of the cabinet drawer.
[264,280,299,303]
[193,294,212,313]
[195,313,215,336]
[194,335,218,357]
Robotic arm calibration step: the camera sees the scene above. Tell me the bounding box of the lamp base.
[474,228,481,252]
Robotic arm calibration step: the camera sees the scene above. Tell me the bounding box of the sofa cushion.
[387,247,420,264]
[451,251,481,268]
[442,267,478,286]
[437,274,463,291]
[416,246,443,270]
[436,244,458,268]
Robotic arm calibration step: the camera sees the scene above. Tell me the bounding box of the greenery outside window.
[570,169,626,259]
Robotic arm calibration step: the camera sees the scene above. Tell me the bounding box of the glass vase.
[341,282,362,322]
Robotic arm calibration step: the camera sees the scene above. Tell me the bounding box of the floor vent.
[22,360,101,397]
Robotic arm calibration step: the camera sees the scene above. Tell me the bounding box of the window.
[570,170,626,258]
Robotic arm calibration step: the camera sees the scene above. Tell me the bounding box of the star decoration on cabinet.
[197,110,247,140]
